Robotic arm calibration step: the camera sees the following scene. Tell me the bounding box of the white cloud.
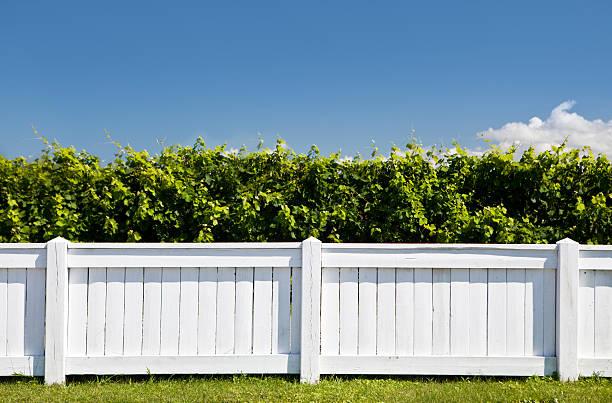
[478,101,612,156]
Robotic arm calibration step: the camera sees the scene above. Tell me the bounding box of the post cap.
[556,238,578,244]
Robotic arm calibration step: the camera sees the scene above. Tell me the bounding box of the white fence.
[1,237,612,384]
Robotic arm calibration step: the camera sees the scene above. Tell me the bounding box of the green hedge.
[1,138,611,244]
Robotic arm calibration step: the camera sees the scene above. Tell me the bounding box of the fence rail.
[1,237,611,384]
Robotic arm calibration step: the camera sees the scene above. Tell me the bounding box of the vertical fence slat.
[395,268,414,356]
[142,267,162,355]
[339,267,358,356]
[377,268,396,355]
[506,269,526,356]
[253,267,272,354]
[414,268,433,355]
[595,270,612,357]
[67,268,88,356]
[488,268,507,356]
[25,268,45,356]
[450,268,469,356]
[556,238,579,381]
[300,237,321,384]
[179,267,199,356]
[123,268,143,356]
[105,267,125,356]
[543,268,556,357]
[160,268,180,356]
[7,268,26,356]
[468,268,487,355]
[358,267,377,355]
[525,268,544,356]
[321,267,339,356]
[216,267,235,355]
[432,268,450,355]
[578,269,595,358]
[290,267,302,354]
[198,267,217,355]
[272,267,291,354]
[86,267,106,356]
[234,267,254,355]
[0,268,6,356]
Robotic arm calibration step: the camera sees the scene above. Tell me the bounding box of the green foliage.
[1,138,611,244]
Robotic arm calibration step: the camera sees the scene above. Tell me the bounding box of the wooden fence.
[0,237,611,384]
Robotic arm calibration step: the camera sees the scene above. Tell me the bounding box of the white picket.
[543,269,556,356]
[24,268,45,356]
[160,268,180,356]
[525,268,544,356]
[197,267,217,355]
[488,269,507,356]
[216,267,235,354]
[414,268,433,355]
[290,267,302,354]
[253,267,272,354]
[377,268,396,355]
[67,268,88,356]
[321,267,339,355]
[578,270,595,358]
[358,268,377,355]
[272,267,291,354]
[123,268,144,356]
[7,268,26,356]
[179,267,199,356]
[432,269,450,355]
[234,267,254,355]
[339,267,358,356]
[86,268,106,356]
[468,268,487,355]
[142,267,162,355]
[0,269,6,356]
[595,270,612,356]
[395,268,414,356]
[506,269,525,356]
[105,267,125,356]
[450,268,469,356]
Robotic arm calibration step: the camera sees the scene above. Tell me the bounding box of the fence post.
[45,237,69,385]
[556,238,579,382]
[300,237,322,384]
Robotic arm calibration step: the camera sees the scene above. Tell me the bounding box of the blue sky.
[1,1,612,161]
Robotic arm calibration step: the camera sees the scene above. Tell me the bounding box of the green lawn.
[2,375,612,402]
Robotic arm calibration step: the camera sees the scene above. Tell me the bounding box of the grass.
[1,374,612,402]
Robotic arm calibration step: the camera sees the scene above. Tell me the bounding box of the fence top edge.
[322,243,558,251]
[0,244,47,249]
[68,242,302,249]
[579,245,612,251]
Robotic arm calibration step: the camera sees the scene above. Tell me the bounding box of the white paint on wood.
[65,354,300,375]
[556,238,579,381]
[525,268,544,356]
[595,270,612,357]
[487,269,506,356]
[234,267,254,355]
[506,269,525,356]
[468,268,487,356]
[7,268,26,356]
[543,269,556,356]
[0,248,46,269]
[320,356,557,376]
[178,267,199,356]
[24,268,45,356]
[578,249,612,270]
[0,269,6,356]
[197,268,217,355]
[44,237,69,384]
[414,268,433,355]
[578,270,595,358]
[123,268,143,356]
[339,268,358,355]
[290,267,301,354]
[105,267,125,356]
[358,268,377,355]
[142,268,162,355]
[450,268,469,356]
[0,356,45,376]
[395,268,414,356]
[86,267,107,356]
[579,358,612,377]
[377,268,396,355]
[300,237,322,384]
[67,268,88,356]
[160,268,181,356]
[215,267,235,354]
[432,269,450,355]
[272,267,291,354]
[321,267,339,356]
[253,267,272,354]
